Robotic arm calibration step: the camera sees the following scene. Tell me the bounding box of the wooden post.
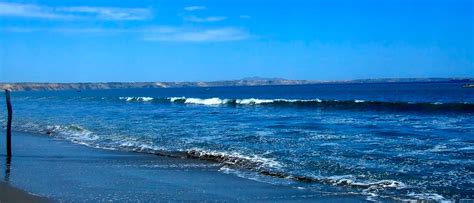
[4,157,11,181]
[5,90,12,157]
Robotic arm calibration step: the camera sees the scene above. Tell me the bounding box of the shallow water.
[1,82,473,201]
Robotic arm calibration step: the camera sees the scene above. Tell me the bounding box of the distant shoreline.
[1,77,472,91]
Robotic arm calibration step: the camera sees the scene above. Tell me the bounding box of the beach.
[0,182,50,203]
[1,0,472,201]
[0,131,366,202]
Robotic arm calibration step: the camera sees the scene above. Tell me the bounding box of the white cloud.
[240,15,251,19]
[185,15,227,23]
[0,2,71,19]
[57,6,151,21]
[1,26,251,42]
[184,6,206,11]
[0,2,151,20]
[144,27,250,42]
[52,27,129,34]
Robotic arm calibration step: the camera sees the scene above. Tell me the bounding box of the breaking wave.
[119,97,153,102]
[118,96,474,113]
[184,149,283,170]
[10,122,104,147]
[13,123,403,187]
[10,122,455,201]
[14,123,285,175]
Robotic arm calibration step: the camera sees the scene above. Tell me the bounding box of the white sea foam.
[164,97,325,106]
[142,163,221,169]
[187,148,283,169]
[107,96,474,112]
[428,144,452,152]
[184,98,227,105]
[407,192,448,202]
[118,139,163,152]
[141,97,153,102]
[218,166,294,186]
[307,133,347,141]
[313,175,407,191]
[44,124,99,145]
[235,98,274,105]
[119,97,154,102]
[458,146,474,151]
[168,97,185,102]
[117,96,474,112]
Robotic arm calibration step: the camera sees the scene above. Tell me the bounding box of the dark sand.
[0,132,366,202]
[0,182,50,203]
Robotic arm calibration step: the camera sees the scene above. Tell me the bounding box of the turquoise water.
[1,82,473,201]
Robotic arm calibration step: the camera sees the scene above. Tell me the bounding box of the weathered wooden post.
[4,157,11,181]
[5,89,12,157]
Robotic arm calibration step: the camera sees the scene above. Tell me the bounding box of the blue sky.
[0,0,472,82]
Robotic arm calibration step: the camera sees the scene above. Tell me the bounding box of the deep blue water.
[1,82,473,201]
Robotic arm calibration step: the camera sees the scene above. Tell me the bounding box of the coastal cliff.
[1,77,472,91]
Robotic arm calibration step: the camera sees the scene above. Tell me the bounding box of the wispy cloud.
[0,27,44,33]
[184,6,206,11]
[58,6,151,20]
[185,15,227,23]
[0,2,71,19]
[0,26,130,34]
[1,2,251,42]
[0,2,152,20]
[144,27,250,42]
[2,26,251,42]
[240,15,251,19]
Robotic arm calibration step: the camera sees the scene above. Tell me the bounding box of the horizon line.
[1,76,473,84]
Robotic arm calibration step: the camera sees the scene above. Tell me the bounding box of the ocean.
[1,82,473,201]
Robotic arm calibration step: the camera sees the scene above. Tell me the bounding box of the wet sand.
[0,182,50,203]
[0,132,365,202]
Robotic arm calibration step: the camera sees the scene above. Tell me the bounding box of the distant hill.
[1,77,472,91]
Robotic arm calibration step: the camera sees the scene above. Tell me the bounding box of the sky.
[0,0,473,82]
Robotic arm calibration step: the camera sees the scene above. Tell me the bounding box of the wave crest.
[185,148,283,170]
[119,97,154,102]
[41,124,99,145]
[117,96,474,113]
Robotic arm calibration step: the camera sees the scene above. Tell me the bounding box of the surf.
[117,96,474,113]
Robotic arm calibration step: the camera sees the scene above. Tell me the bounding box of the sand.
[0,182,50,203]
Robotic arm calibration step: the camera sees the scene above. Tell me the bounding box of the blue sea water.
[0,82,473,201]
